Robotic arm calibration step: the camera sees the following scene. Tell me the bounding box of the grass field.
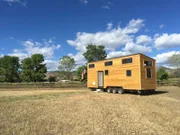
[0,87,180,135]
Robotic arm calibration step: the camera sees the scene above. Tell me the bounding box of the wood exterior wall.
[87,53,156,90]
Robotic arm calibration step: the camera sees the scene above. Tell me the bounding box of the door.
[98,71,104,88]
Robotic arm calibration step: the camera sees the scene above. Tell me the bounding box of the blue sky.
[0,0,180,71]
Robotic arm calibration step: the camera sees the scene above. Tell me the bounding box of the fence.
[0,82,87,89]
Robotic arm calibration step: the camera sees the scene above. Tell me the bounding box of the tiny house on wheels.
[87,53,156,95]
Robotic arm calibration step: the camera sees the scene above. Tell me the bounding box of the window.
[89,64,95,68]
[122,58,132,64]
[144,61,152,66]
[126,70,131,76]
[146,68,152,78]
[105,61,113,66]
[105,70,109,75]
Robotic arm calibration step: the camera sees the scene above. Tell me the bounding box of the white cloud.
[145,29,149,32]
[81,0,88,5]
[68,52,86,66]
[136,35,152,45]
[21,40,61,59]
[102,2,112,10]
[154,33,180,49]
[9,52,29,60]
[67,19,146,66]
[107,51,129,59]
[3,0,27,6]
[67,19,144,52]
[7,38,61,70]
[160,24,164,29]
[0,54,4,58]
[122,19,145,34]
[154,51,180,64]
[102,5,110,10]
[123,42,152,53]
[44,60,59,71]
[107,22,113,30]
[154,33,160,39]
[10,37,14,40]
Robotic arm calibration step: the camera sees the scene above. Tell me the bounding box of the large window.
[146,68,152,78]
[89,64,95,68]
[122,58,132,64]
[105,61,113,66]
[126,70,132,76]
[144,61,152,66]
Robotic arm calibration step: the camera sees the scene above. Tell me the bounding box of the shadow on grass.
[125,90,168,96]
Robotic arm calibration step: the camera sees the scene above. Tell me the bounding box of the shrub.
[48,76,57,83]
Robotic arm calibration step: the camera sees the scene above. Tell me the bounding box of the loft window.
[89,64,95,68]
[105,61,113,66]
[105,70,109,75]
[126,70,131,76]
[122,58,132,64]
[146,68,152,78]
[144,61,152,66]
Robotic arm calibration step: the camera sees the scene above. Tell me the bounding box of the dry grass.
[0,87,180,135]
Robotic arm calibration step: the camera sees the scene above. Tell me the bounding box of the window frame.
[126,70,132,77]
[89,64,95,68]
[146,68,152,79]
[122,58,133,64]
[144,61,153,67]
[105,70,109,75]
[104,61,113,66]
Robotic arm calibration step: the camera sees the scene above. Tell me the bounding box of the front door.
[98,71,104,88]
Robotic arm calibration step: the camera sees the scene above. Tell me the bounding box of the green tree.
[20,58,34,82]
[168,54,180,78]
[83,44,107,62]
[21,54,47,82]
[48,76,57,83]
[0,56,20,82]
[157,67,169,81]
[76,65,87,82]
[58,56,75,80]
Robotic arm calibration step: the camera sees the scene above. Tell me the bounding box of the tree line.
[0,54,47,83]
[0,44,180,83]
[0,44,107,83]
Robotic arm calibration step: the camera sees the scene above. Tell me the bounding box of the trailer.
[87,53,157,95]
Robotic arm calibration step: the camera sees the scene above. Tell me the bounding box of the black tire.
[118,88,124,94]
[112,88,117,94]
[150,89,155,94]
[107,87,112,93]
[137,90,143,95]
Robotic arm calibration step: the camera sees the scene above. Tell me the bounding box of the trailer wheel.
[118,88,124,94]
[137,90,143,95]
[107,87,112,93]
[150,89,155,94]
[112,88,117,94]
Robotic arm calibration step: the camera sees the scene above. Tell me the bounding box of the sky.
[0,0,180,71]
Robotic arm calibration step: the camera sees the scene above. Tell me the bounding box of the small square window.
[126,70,131,76]
[105,70,109,75]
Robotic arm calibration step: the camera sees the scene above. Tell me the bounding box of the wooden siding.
[140,55,157,90]
[88,54,142,90]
